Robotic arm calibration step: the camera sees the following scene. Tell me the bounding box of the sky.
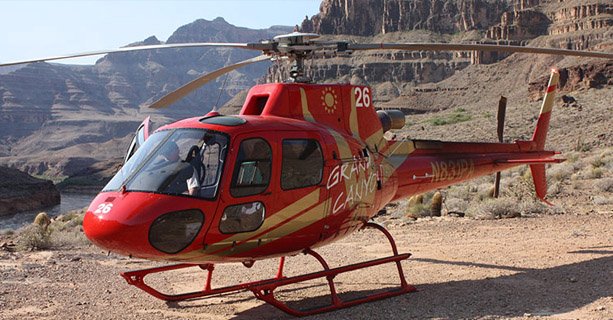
[0,0,321,65]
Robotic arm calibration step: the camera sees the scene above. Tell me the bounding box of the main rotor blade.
[0,42,271,67]
[348,43,613,59]
[148,54,270,109]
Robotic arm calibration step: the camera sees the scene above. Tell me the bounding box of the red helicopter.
[2,32,611,316]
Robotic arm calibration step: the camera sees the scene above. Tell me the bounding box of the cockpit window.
[103,129,229,199]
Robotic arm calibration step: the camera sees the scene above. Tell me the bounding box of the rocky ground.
[0,208,611,320]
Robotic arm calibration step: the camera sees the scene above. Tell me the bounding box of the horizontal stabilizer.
[495,158,564,165]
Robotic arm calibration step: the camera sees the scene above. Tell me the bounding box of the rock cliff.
[294,0,612,87]
[301,0,509,35]
[528,61,613,101]
[0,166,60,216]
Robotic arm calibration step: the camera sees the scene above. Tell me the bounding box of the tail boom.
[386,70,562,204]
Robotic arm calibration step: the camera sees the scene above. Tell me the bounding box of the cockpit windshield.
[103,128,229,199]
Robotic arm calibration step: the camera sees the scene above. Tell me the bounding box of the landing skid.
[120,222,416,316]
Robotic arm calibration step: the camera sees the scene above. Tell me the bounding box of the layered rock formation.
[0,166,60,216]
[301,0,508,35]
[300,0,612,64]
[528,61,613,101]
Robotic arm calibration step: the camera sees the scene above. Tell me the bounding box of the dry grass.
[14,208,88,251]
[593,196,613,205]
[15,224,52,251]
[595,178,613,192]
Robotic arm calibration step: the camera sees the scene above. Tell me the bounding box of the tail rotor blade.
[148,54,270,109]
[497,96,507,143]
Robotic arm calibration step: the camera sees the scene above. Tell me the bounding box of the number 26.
[355,87,371,108]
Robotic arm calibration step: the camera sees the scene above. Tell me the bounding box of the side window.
[202,143,221,186]
[281,139,323,190]
[230,138,272,197]
[219,202,265,234]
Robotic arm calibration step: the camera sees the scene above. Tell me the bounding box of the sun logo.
[321,87,338,114]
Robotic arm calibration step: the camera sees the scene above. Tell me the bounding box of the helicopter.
[1,32,612,316]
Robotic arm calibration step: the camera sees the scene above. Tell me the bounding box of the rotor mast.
[272,32,321,83]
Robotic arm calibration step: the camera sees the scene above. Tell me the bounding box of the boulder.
[0,166,60,216]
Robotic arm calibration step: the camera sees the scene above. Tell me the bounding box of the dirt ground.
[0,211,611,320]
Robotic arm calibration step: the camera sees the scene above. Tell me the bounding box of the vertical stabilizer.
[530,164,552,205]
[531,70,559,150]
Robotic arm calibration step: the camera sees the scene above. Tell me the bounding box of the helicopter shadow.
[230,254,612,319]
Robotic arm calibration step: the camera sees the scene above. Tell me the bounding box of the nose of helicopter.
[83,213,124,247]
[83,191,208,259]
[83,200,148,256]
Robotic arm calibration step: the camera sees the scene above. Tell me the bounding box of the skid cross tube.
[120,222,416,316]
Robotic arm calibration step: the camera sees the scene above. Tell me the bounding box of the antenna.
[212,72,230,112]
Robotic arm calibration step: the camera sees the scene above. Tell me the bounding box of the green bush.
[429,108,472,126]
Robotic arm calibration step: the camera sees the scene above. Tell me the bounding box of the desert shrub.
[444,198,468,214]
[549,163,574,182]
[15,209,88,251]
[542,204,566,215]
[53,210,85,231]
[48,228,89,248]
[502,174,534,201]
[593,196,613,205]
[595,178,613,192]
[519,200,548,215]
[548,181,563,195]
[574,137,591,152]
[16,224,52,251]
[405,203,431,218]
[466,197,522,219]
[589,168,603,179]
[602,150,613,171]
[447,185,472,201]
[565,152,580,163]
[429,108,472,126]
[590,157,605,168]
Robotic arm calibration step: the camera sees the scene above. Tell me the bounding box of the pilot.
[157,141,201,195]
[185,145,203,196]
[159,141,180,164]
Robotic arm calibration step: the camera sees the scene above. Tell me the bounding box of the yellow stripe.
[539,71,559,114]
[300,88,316,122]
[200,189,321,254]
[382,141,416,179]
[176,189,322,262]
[349,87,359,138]
[365,128,386,153]
[217,200,329,257]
